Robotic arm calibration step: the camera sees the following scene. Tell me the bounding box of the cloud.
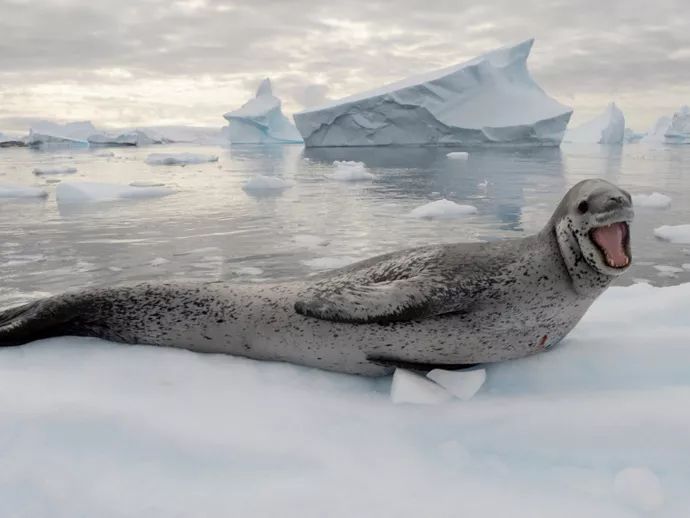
[0,0,688,130]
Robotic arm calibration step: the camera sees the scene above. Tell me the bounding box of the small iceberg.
[664,105,690,144]
[654,224,690,244]
[408,199,478,219]
[563,102,625,144]
[32,166,77,176]
[145,153,219,166]
[332,161,374,181]
[446,151,469,160]
[88,130,160,147]
[0,185,48,199]
[56,181,175,203]
[631,192,671,209]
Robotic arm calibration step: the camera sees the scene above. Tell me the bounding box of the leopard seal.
[0,179,633,376]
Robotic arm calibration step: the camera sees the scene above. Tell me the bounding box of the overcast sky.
[0,0,688,132]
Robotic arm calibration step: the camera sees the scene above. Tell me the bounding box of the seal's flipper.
[0,297,87,346]
[367,355,479,372]
[295,276,468,324]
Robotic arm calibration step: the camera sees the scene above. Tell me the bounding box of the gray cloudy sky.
[0,0,688,132]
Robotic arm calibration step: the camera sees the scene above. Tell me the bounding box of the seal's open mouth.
[590,222,630,268]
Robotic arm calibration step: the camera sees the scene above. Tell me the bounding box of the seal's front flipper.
[0,297,84,346]
[367,355,478,372]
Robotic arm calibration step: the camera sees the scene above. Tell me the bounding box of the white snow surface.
[145,153,219,166]
[446,151,469,159]
[563,102,625,144]
[408,199,478,219]
[0,185,48,199]
[224,78,303,144]
[663,105,690,144]
[426,368,486,400]
[631,192,671,209]
[56,181,175,203]
[294,39,572,147]
[331,161,375,181]
[32,166,77,175]
[1,282,690,516]
[242,175,291,191]
[654,224,690,244]
[391,369,452,404]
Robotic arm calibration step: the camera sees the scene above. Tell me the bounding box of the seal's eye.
[577,200,589,214]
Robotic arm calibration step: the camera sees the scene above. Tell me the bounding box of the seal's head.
[549,179,634,292]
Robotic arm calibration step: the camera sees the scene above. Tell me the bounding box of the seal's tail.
[0,298,82,346]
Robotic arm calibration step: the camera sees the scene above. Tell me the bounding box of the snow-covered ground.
[1,281,689,516]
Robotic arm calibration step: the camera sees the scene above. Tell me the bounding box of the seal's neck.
[540,218,613,298]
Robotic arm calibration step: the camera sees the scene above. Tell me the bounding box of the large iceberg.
[641,115,672,143]
[664,106,690,144]
[26,131,89,148]
[88,130,160,147]
[29,120,97,140]
[293,39,572,147]
[563,102,625,144]
[223,79,303,144]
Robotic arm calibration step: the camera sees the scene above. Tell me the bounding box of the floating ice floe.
[32,166,77,176]
[447,151,469,160]
[613,467,665,512]
[664,105,690,144]
[654,224,690,244]
[563,102,625,144]
[426,368,487,400]
[56,181,175,203]
[145,153,219,166]
[148,257,170,267]
[294,39,572,147]
[391,369,452,405]
[0,185,48,199]
[223,78,303,145]
[408,199,478,219]
[129,181,166,187]
[631,192,671,209]
[242,175,291,192]
[332,161,374,181]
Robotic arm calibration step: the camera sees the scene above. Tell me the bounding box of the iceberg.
[641,116,672,143]
[88,130,160,147]
[0,185,48,199]
[563,102,625,144]
[408,199,478,219]
[29,120,97,140]
[293,39,571,147]
[664,105,690,144]
[26,131,89,148]
[145,153,218,166]
[56,181,175,203]
[223,78,304,144]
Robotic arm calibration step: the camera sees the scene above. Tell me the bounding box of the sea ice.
[242,175,291,191]
[32,166,77,176]
[408,199,478,219]
[294,39,572,147]
[631,192,671,209]
[426,368,486,400]
[654,224,690,244]
[56,181,175,203]
[223,78,303,144]
[563,103,625,144]
[447,151,469,159]
[391,369,452,405]
[145,153,219,166]
[331,161,374,181]
[0,185,48,199]
[663,105,690,144]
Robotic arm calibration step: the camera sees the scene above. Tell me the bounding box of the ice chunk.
[236,266,263,276]
[446,151,469,159]
[664,105,690,144]
[0,185,48,199]
[427,368,486,400]
[88,130,160,147]
[563,102,625,144]
[613,467,664,512]
[32,166,77,176]
[391,369,452,405]
[56,181,175,203]
[301,256,359,270]
[242,175,291,191]
[641,116,672,143]
[26,131,89,148]
[332,161,374,181]
[223,78,303,144]
[623,128,643,143]
[145,153,219,165]
[654,224,690,244]
[148,257,170,267]
[294,40,572,147]
[409,199,478,219]
[129,181,166,187]
[631,192,671,209]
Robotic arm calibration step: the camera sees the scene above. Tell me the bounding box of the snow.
[56,181,175,203]
[242,175,291,191]
[331,161,374,181]
[0,185,48,199]
[2,282,690,516]
[613,467,665,512]
[224,78,303,144]
[426,368,486,400]
[642,116,672,143]
[145,153,219,166]
[631,192,671,209]
[390,369,452,404]
[663,105,690,144]
[32,166,77,176]
[563,102,625,144]
[301,256,359,270]
[654,224,690,244]
[408,199,478,219]
[294,39,572,147]
[446,151,469,159]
